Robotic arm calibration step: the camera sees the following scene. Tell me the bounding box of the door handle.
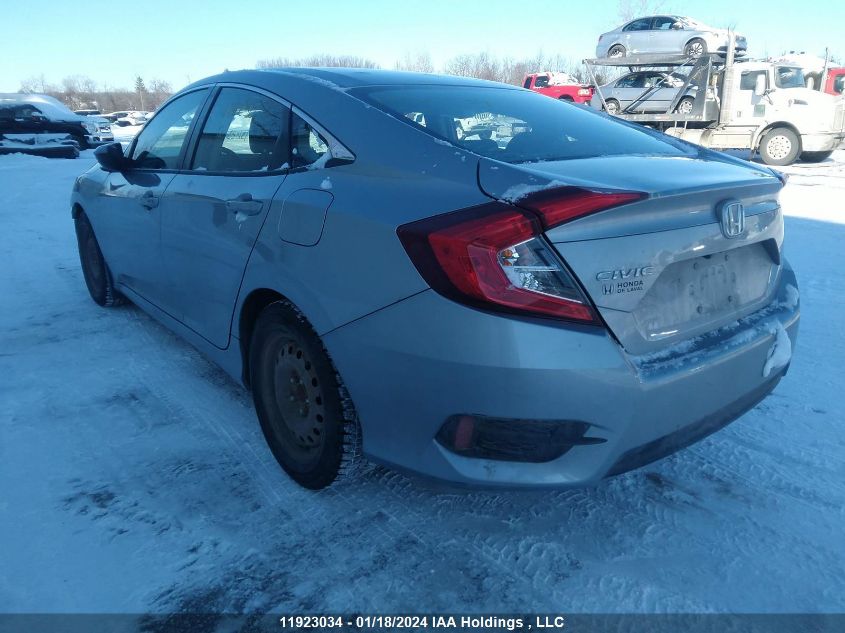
[139,191,159,209]
[225,194,263,216]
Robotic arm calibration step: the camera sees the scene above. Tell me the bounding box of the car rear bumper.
[86,133,115,145]
[324,262,799,488]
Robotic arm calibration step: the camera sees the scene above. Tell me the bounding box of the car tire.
[675,96,695,114]
[604,99,621,115]
[684,38,707,58]
[759,127,801,166]
[72,134,87,150]
[74,211,125,307]
[608,44,626,58]
[799,150,833,163]
[558,95,574,102]
[249,301,363,490]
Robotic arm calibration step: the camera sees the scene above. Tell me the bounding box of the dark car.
[0,94,113,148]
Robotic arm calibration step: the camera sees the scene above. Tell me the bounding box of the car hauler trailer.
[584,43,845,165]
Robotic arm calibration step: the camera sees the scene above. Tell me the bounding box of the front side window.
[353,85,692,164]
[191,88,290,172]
[291,112,330,168]
[775,66,805,89]
[652,16,676,30]
[131,89,207,169]
[534,75,550,88]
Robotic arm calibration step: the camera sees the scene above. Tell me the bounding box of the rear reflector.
[436,414,605,463]
[397,188,644,323]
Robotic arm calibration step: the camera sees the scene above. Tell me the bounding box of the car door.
[650,16,679,53]
[158,86,291,348]
[614,73,643,109]
[94,88,210,304]
[734,69,770,122]
[622,18,651,53]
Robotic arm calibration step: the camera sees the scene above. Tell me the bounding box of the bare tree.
[617,0,666,22]
[395,52,434,73]
[19,74,54,94]
[256,54,379,69]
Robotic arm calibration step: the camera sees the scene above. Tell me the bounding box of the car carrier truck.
[584,40,845,165]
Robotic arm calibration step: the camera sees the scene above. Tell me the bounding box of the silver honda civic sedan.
[71,69,799,489]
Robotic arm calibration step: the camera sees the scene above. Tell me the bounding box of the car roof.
[189,67,515,91]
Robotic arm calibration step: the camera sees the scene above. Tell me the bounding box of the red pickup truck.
[523,72,594,103]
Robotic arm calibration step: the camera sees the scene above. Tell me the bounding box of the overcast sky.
[1,0,842,93]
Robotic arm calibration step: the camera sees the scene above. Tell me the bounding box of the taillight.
[397,188,645,324]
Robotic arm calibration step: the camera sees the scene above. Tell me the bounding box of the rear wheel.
[799,150,833,163]
[71,134,87,150]
[684,38,707,58]
[249,302,362,489]
[608,44,626,58]
[675,96,695,114]
[759,127,800,166]
[604,99,621,115]
[74,211,124,307]
[558,95,574,102]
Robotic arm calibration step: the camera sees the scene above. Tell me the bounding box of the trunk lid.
[478,155,784,355]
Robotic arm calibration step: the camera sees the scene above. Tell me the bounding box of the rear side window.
[191,88,290,172]
[352,85,692,164]
[624,19,651,31]
[131,89,207,169]
[522,77,532,89]
[291,112,329,168]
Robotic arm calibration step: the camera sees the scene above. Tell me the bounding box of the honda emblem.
[718,200,745,239]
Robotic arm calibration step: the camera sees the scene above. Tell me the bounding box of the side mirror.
[754,74,768,96]
[94,142,131,172]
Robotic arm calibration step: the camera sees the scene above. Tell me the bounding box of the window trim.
[126,87,213,173]
[185,84,294,177]
[160,82,356,178]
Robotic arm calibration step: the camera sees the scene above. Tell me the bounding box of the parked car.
[71,69,799,490]
[104,110,150,126]
[591,70,698,114]
[523,72,594,103]
[0,93,113,148]
[596,15,747,59]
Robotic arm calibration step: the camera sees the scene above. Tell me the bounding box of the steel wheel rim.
[767,135,792,160]
[273,341,325,450]
[678,99,693,114]
[609,47,624,58]
[606,101,620,114]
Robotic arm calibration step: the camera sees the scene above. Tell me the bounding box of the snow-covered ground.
[0,149,843,616]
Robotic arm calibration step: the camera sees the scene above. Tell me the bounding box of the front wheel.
[249,302,362,489]
[799,150,833,163]
[675,96,695,114]
[74,211,124,307]
[759,127,800,166]
[684,38,707,58]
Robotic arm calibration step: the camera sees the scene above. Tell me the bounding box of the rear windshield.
[351,85,692,164]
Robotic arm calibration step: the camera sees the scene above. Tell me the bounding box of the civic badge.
[718,200,745,239]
